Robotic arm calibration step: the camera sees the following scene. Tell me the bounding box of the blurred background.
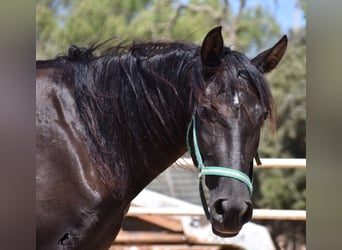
[36,0,306,249]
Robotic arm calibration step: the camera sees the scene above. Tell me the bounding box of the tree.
[255,27,306,210]
[36,1,59,58]
[36,0,154,58]
[260,28,306,158]
[36,0,281,59]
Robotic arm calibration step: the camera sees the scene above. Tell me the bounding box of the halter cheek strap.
[186,114,257,219]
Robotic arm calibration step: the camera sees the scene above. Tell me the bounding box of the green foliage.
[254,168,306,209]
[260,28,306,158]
[36,3,59,58]
[36,0,154,58]
[255,28,306,210]
[237,5,281,54]
[36,0,282,59]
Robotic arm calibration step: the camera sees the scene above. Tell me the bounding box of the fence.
[127,158,306,221]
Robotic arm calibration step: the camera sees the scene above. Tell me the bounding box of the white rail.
[174,157,306,169]
[127,207,306,221]
[129,158,307,221]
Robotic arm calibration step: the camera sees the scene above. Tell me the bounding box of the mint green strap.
[200,166,253,194]
[186,114,254,219]
[191,115,204,168]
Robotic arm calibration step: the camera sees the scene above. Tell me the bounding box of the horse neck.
[121,52,196,194]
[80,48,199,198]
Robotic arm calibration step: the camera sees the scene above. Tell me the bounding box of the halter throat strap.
[186,114,256,219]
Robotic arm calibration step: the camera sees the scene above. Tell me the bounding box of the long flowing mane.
[43,41,205,191]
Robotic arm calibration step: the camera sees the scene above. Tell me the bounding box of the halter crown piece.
[186,114,257,219]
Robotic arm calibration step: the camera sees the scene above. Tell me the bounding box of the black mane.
[47,40,275,188]
[61,41,203,184]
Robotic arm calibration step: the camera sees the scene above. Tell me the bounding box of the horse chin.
[211,226,240,237]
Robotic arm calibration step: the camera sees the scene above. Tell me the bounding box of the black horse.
[36,27,287,249]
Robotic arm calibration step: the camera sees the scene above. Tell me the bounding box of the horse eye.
[199,106,210,117]
[237,70,249,80]
[199,105,218,122]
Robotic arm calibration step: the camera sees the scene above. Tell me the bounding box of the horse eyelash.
[264,110,269,120]
[237,70,249,80]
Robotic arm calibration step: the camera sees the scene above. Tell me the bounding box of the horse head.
[187,27,287,237]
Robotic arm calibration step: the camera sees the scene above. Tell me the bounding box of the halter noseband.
[186,114,260,219]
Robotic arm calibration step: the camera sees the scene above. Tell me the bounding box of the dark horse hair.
[49,39,275,194]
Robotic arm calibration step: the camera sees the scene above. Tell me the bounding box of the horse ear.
[251,35,288,73]
[201,26,224,67]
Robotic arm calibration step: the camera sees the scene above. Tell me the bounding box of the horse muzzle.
[209,198,253,237]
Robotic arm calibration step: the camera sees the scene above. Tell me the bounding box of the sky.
[231,0,306,33]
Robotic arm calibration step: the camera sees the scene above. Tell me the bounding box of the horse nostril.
[241,200,253,223]
[214,199,225,215]
[213,199,253,222]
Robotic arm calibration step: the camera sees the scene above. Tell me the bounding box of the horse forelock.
[200,49,276,130]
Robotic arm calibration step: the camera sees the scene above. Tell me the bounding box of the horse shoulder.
[36,66,126,249]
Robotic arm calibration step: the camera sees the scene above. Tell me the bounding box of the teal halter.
[186,114,254,219]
